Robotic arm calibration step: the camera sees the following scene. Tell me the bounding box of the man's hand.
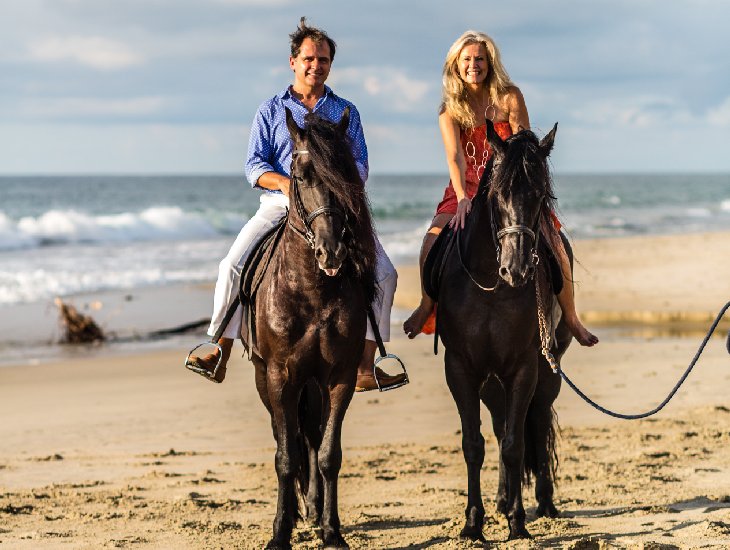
[257,172,291,197]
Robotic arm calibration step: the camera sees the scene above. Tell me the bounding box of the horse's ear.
[285,107,302,141]
[486,118,506,157]
[336,106,350,136]
[539,123,558,157]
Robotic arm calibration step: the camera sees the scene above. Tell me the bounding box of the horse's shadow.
[530,496,730,547]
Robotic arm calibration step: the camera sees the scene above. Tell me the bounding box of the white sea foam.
[0,207,246,251]
[686,207,711,218]
[720,199,730,212]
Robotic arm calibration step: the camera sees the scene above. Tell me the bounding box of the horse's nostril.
[499,266,509,278]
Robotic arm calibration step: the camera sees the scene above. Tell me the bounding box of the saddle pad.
[423,225,457,302]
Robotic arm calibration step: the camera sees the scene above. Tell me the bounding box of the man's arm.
[245,103,287,191]
[347,105,369,183]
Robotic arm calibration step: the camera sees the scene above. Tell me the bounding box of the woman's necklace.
[464,101,496,180]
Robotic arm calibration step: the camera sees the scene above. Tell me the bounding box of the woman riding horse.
[403,30,598,348]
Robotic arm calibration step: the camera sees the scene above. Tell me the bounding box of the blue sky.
[2,0,729,174]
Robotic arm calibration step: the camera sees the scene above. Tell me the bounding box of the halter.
[288,149,348,249]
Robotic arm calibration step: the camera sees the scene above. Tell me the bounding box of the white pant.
[208,192,397,342]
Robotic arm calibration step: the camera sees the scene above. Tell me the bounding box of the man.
[188,18,404,392]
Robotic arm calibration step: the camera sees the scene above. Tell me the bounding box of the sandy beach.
[2,231,730,548]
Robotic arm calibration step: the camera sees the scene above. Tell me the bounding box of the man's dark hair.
[289,17,336,61]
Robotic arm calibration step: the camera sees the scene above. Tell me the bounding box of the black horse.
[437,120,572,541]
[251,107,377,550]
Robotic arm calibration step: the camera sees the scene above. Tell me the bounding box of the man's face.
[290,37,331,89]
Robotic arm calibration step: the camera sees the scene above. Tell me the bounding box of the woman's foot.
[187,338,233,383]
[403,302,434,339]
[565,316,599,347]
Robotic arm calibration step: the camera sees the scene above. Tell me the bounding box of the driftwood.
[54,298,106,344]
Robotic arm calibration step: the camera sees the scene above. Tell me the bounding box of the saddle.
[238,216,287,357]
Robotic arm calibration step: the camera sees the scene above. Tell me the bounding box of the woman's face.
[457,42,489,86]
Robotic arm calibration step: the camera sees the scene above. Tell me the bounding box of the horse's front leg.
[445,355,486,542]
[266,367,301,550]
[301,380,324,526]
[317,372,355,549]
[480,376,508,517]
[501,362,538,540]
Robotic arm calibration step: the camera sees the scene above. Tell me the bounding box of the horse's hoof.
[264,540,292,550]
[459,525,486,542]
[536,502,560,518]
[507,525,532,540]
[322,532,349,549]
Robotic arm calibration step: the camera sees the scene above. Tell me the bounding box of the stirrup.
[373,354,409,392]
[184,341,225,383]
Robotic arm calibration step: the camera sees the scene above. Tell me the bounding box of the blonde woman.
[403,30,598,346]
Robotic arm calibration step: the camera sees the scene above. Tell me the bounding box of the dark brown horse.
[251,107,377,550]
[437,120,572,541]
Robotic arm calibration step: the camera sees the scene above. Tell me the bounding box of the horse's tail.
[522,402,560,486]
[295,380,323,522]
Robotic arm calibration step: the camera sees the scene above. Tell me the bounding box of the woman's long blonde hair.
[440,30,514,128]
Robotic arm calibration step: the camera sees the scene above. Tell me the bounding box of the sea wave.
[0,207,247,251]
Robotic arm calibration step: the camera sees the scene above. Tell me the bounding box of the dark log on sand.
[54,298,106,344]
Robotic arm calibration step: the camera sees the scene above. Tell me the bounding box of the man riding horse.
[188,18,406,392]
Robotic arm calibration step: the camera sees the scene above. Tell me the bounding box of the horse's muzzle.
[316,240,347,277]
[499,263,535,287]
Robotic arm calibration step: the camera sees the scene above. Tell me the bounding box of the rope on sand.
[555,300,730,420]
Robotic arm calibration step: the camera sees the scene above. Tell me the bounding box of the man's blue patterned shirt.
[245,85,368,192]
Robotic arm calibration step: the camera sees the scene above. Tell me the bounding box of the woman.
[403,30,598,347]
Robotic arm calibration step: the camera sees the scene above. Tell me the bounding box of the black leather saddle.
[238,216,286,356]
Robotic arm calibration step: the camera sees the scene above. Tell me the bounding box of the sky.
[1,0,729,175]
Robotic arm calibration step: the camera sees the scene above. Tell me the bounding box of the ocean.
[1,173,729,308]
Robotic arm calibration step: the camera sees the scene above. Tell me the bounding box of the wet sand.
[1,231,729,548]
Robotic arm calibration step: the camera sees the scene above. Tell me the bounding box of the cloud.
[329,67,432,113]
[16,96,170,119]
[28,36,143,70]
[706,97,730,127]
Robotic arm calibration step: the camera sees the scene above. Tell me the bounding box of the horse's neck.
[273,224,321,290]
[463,198,499,272]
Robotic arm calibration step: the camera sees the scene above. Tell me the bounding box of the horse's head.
[486,119,557,287]
[285,107,350,276]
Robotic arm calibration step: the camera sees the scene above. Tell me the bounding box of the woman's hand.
[450,197,472,230]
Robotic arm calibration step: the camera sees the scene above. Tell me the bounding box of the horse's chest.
[257,276,363,342]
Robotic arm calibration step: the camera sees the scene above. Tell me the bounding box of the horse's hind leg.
[446,359,486,542]
[317,378,355,549]
[266,371,302,550]
[527,364,561,518]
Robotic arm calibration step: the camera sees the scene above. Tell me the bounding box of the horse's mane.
[302,112,377,303]
[479,129,557,215]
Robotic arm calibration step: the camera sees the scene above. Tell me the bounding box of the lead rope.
[536,286,730,420]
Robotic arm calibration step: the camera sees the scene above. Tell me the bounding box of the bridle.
[457,166,545,293]
[288,149,348,249]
